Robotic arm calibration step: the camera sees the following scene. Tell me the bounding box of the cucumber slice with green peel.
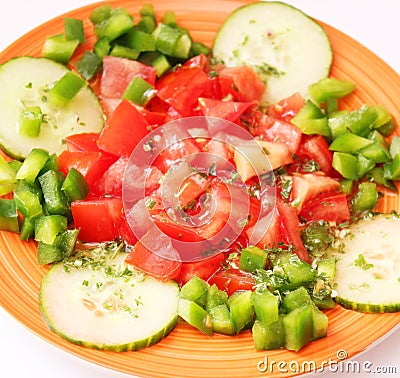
[0,57,104,160]
[328,214,400,313]
[40,244,179,351]
[212,1,332,104]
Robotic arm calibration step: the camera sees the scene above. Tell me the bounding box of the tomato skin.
[198,97,256,123]
[156,65,209,116]
[217,66,265,102]
[125,239,181,282]
[97,99,150,157]
[276,200,311,263]
[100,56,156,99]
[267,92,305,122]
[208,267,255,296]
[297,135,334,176]
[65,132,102,152]
[178,253,227,285]
[299,193,351,224]
[71,198,123,242]
[57,150,116,191]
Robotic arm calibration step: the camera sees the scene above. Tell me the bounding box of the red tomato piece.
[266,92,305,122]
[198,97,256,123]
[208,267,255,296]
[297,135,334,176]
[178,253,227,285]
[125,234,181,282]
[57,150,116,191]
[218,66,265,102]
[71,198,123,242]
[97,99,150,157]
[100,56,156,99]
[156,65,209,117]
[118,210,138,246]
[299,193,351,224]
[65,132,102,152]
[276,200,311,263]
[246,207,281,249]
[290,172,341,211]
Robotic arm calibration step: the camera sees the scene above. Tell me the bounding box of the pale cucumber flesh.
[0,57,104,159]
[213,2,332,104]
[40,248,179,351]
[328,214,400,313]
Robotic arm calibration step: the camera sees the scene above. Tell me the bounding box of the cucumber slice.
[0,57,104,160]
[40,244,179,351]
[212,1,332,104]
[328,214,400,313]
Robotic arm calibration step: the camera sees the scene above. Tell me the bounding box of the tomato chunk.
[71,198,123,242]
[97,99,150,157]
[208,267,255,296]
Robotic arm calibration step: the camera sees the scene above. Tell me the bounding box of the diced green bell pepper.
[139,51,171,77]
[41,34,80,64]
[0,198,19,233]
[19,106,43,138]
[20,216,35,240]
[252,290,279,327]
[229,290,254,333]
[308,77,355,103]
[359,141,391,164]
[329,132,373,154]
[48,71,87,107]
[0,155,17,196]
[93,36,111,58]
[16,148,49,184]
[77,51,103,81]
[209,304,235,335]
[252,316,285,350]
[89,4,112,25]
[239,245,268,272]
[34,214,68,245]
[339,179,354,195]
[180,276,209,307]
[64,18,85,43]
[61,168,89,201]
[291,100,330,137]
[14,180,43,219]
[110,44,140,60]
[357,154,375,178]
[365,166,397,191]
[122,76,156,106]
[94,7,135,41]
[352,182,378,212]
[123,30,156,52]
[205,284,228,312]
[332,152,358,180]
[178,298,213,336]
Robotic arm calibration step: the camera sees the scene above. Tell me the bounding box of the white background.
[0,1,399,377]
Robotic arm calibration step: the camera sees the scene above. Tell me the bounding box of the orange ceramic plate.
[0,1,399,377]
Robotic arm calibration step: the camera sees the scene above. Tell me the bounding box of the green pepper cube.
[283,304,313,352]
[317,258,336,282]
[110,45,140,60]
[94,7,134,41]
[359,141,391,164]
[180,276,209,307]
[365,167,396,191]
[14,180,43,219]
[122,76,156,106]
[308,77,355,103]
[48,71,87,107]
[19,106,43,138]
[39,170,70,217]
[390,136,400,158]
[291,100,330,137]
[371,104,392,129]
[64,18,85,43]
[205,284,228,312]
[140,3,156,20]
[252,290,279,327]
[329,132,373,154]
[61,168,89,201]
[346,106,378,136]
[139,51,171,77]
[328,110,348,139]
[172,33,192,60]
[0,155,17,196]
[280,254,316,286]
[41,34,79,64]
[153,23,181,56]
[20,216,35,240]
[339,179,353,195]
[93,36,111,58]
[229,290,254,333]
[137,16,157,34]
[37,228,80,265]
[0,199,19,233]
[34,215,68,245]
[357,154,375,179]
[282,286,312,313]
[252,316,285,350]
[239,246,268,272]
[352,182,378,212]
[209,304,235,335]
[178,298,213,336]
[124,30,156,52]
[332,152,358,180]
[190,42,211,57]
[16,148,49,183]
[162,11,177,26]
[89,4,112,25]
[388,154,400,180]
[77,51,103,81]
[39,154,59,176]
